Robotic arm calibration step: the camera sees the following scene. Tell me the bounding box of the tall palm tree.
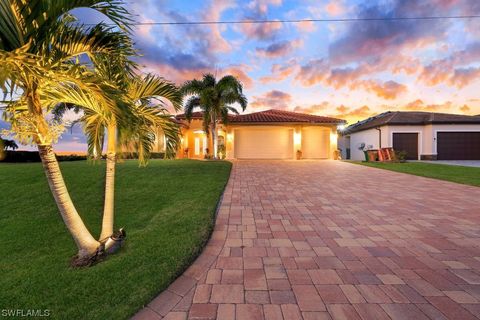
[0,0,134,264]
[181,74,247,158]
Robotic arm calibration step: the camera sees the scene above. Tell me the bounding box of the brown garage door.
[393,133,418,160]
[437,132,480,160]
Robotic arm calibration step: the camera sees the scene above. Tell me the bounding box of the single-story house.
[170,109,345,160]
[341,111,480,161]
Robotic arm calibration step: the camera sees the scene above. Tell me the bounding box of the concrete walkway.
[133,160,480,320]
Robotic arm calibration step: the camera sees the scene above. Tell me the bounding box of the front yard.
[0,160,231,320]
[351,161,480,187]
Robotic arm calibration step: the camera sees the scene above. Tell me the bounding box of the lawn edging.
[346,160,480,187]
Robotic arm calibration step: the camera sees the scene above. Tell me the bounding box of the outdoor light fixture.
[337,124,345,131]
[193,130,205,134]
[294,131,302,145]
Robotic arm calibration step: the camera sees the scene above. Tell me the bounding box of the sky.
[3,0,480,151]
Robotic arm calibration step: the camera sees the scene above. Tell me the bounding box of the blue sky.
[3,0,480,151]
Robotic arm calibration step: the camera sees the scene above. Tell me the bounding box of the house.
[341,111,480,161]
[172,109,345,160]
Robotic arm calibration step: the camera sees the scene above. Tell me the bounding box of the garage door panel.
[393,133,418,160]
[302,127,330,159]
[437,132,480,160]
[235,128,293,159]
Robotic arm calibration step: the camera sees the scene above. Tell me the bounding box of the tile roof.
[175,111,205,120]
[176,109,345,124]
[230,109,345,124]
[344,111,480,134]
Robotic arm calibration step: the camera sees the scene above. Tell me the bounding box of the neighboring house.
[169,109,345,160]
[342,111,480,161]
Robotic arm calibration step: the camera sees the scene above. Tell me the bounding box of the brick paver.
[132,160,480,319]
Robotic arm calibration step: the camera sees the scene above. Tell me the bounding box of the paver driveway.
[133,160,480,320]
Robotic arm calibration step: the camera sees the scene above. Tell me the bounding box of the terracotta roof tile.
[175,109,345,124]
[230,109,345,124]
[175,111,204,120]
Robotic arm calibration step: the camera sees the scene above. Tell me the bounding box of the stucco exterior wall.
[211,123,339,160]
[349,128,384,160]
[346,124,480,160]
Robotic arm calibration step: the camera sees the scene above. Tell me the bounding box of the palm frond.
[128,74,182,111]
[184,96,201,120]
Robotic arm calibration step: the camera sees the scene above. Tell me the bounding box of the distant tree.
[2,139,18,150]
[181,74,247,159]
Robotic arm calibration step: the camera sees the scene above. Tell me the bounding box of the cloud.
[325,0,346,16]
[255,39,303,58]
[402,99,453,112]
[296,20,316,32]
[417,42,480,87]
[329,105,374,122]
[202,0,236,53]
[293,101,330,114]
[460,104,471,113]
[351,80,408,100]
[221,65,255,89]
[449,67,480,88]
[328,0,452,64]
[295,59,330,86]
[237,0,283,40]
[260,59,298,83]
[250,90,292,110]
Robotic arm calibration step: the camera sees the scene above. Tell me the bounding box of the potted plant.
[217,144,226,160]
[296,149,302,160]
[395,150,407,163]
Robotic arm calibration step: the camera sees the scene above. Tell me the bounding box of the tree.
[1,138,18,150]
[0,0,134,265]
[54,55,182,242]
[181,74,247,158]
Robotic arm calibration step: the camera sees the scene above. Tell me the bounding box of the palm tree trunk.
[212,122,218,159]
[100,123,116,240]
[38,144,100,258]
[210,113,218,159]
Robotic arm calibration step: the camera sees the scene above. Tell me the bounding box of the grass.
[350,161,480,187]
[0,159,231,320]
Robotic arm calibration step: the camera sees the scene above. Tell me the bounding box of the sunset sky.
[3,0,480,151]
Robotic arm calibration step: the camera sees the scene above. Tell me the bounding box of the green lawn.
[0,160,231,320]
[351,161,480,187]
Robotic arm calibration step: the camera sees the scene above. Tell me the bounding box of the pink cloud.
[325,0,346,16]
[239,20,283,40]
[255,39,303,58]
[202,0,236,53]
[403,99,452,112]
[351,80,408,100]
[250,90,292,110]
[294,59,330,86]
[296,20,316,32]
[449,67,480,88]
[260,59,298,83]
[293,101,330,114]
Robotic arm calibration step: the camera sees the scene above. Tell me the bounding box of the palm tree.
[181,74,247,158]
[0,0,134,265]
[55,55,182,241]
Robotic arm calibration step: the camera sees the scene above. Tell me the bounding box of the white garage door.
[302,127,330,159]
[234,128,293,159]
